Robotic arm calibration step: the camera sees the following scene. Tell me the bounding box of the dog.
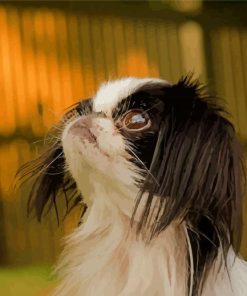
[18,76,247,295]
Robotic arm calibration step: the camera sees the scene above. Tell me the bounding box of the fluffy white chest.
[54,198,188,296]
[53,197,247,296]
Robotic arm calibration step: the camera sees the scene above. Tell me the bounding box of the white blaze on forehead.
[93,77,170,116]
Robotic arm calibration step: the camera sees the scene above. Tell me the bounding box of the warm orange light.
[178,21,206,81]
[0,6,17,135]
[0,3,246,266]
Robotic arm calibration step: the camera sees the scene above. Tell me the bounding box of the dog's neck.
[54,187,188,296]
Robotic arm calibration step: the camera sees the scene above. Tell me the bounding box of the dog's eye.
[121,109,151,131]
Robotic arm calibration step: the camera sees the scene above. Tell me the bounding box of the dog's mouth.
[68,121,97,144]
[65,118,113,160]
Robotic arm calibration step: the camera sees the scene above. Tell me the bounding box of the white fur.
[54,187,188,296]
[93,77,170,116]
[54,78,247,295]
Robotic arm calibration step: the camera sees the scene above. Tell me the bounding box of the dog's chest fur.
[54,196,188,296]
[53,194,246,296]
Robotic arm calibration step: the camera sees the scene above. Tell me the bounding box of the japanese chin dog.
[17,76,247,296]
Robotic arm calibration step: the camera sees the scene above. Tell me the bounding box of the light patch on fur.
[93,77,169,116]
[54,186,247,296]
[54,195,247,296]
[201,248,247,296]
[53,190,188,296]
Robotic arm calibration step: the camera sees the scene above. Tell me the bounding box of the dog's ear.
[16,99,92,222]
[16,140,81,222]
[133,76,246,293]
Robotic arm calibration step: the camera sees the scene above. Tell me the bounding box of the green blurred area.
[0,265,55,296]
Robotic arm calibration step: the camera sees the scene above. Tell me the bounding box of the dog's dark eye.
[121,109,151,131]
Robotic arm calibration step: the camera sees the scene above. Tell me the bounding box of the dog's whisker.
[127,146,159,186]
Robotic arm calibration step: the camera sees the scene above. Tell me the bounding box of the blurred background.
[0,0,247,295]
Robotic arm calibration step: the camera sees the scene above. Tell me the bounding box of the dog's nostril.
[94,111,106,118]
[72,121,87,129]
[76,116,93,128]
[68,117,97,143]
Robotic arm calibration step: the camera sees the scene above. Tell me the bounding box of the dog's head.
[17,75,245,293]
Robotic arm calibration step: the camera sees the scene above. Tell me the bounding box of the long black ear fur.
[133,75,246,295]
[16,100,92,222]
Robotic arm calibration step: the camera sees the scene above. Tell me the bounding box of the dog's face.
[62,78,169,210]
[18,76,244,235]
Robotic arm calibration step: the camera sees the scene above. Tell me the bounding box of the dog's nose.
[69,116,96,143]
[94,111,106,118]
[75,115,92,128]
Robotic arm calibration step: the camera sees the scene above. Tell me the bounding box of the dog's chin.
[62,130,143,206]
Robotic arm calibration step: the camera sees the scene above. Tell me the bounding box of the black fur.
[113,88,164,169]
[16,99,92,222]
[131,76,245,295]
